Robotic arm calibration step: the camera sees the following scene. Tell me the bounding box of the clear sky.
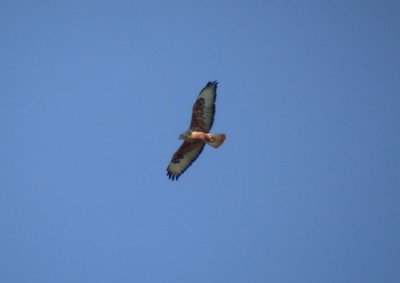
[1,1,399,282]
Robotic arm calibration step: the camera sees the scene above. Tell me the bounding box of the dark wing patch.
[190,81,217,132]
[166,141,206,181]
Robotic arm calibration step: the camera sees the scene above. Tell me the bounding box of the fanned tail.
[207,134,226,148]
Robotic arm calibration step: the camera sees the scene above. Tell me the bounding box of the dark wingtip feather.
[166,168,181,181]
[206,81,218,88]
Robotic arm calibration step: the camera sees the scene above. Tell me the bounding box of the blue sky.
[1,1,399,282]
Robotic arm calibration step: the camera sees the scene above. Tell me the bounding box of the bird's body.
[166,81,226,181]
[183,131,210,141]
[181,131,226,148]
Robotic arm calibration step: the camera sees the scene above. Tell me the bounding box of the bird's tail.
[207,134,226,148]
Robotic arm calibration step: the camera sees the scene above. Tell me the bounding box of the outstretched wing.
[166,141,205,181]
[190,81,218,132]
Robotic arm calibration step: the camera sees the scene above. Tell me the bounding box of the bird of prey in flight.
[166,81,226,181]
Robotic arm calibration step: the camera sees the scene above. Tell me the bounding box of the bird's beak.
[179,135,183,140]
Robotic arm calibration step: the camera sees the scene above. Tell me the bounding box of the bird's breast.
[190,131,210,140]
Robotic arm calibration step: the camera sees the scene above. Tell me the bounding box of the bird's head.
[179,130,191,140]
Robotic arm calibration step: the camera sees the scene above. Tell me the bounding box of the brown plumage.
[166,81,226,181]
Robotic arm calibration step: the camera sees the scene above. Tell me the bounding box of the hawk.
[166,81,226,181]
